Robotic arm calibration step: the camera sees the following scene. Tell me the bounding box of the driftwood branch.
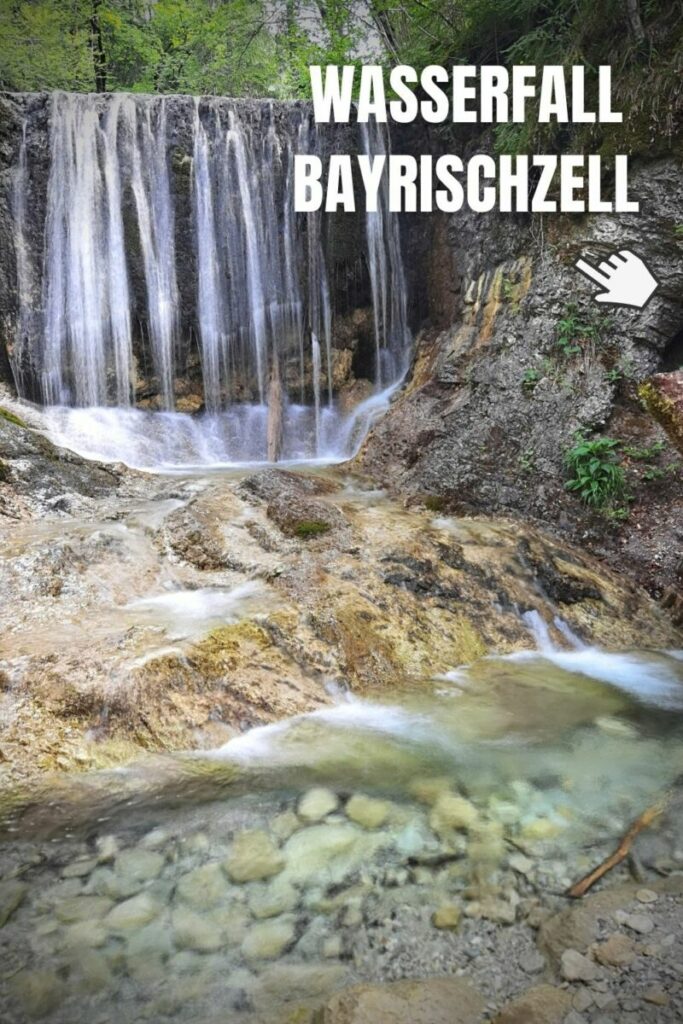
[566,801,664,899]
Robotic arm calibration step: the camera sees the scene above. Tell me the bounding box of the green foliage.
[622,440,665,461]
[556,304,612,358]
[522,368,540,391]
[564,432,627,513]
[518,448,535,472]
[293,519,330,538]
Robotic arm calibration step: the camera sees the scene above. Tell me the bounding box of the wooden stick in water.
[566,801,665,899]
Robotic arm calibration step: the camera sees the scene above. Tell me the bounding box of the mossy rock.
[0,407,27,428]
[639,375,683,452]
[293,519,331,539]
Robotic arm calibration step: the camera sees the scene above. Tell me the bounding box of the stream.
[1,449,682,1023]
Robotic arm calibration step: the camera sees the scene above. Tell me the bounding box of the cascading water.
[7,92,411,468]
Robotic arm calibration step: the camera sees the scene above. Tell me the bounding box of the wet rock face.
[359,157,683,598]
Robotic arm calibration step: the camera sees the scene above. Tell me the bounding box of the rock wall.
[359,154,683,602]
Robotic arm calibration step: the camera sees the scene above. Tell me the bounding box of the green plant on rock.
[564,432,627,513]
[293,519,330,539]
[522,368,541,392]
[518,449,536,473]
[556,304,612,358]
[622,440,665,461]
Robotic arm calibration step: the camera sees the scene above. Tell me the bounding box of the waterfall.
[312,332,322,454]
[360,119,410,387]
[8,92,412,467]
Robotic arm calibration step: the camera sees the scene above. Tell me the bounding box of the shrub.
[564,433,627,511]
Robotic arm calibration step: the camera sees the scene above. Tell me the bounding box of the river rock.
[127,920,174,958]
[345,794,392,829]
[70,950,112,994]
[176,862,230,909]
[560,948,600,982]
[61,857,97,879]
[241,916,296,961]
[320,977,485,1024]
[593,932,636,967]
[492,984,572,1024]
[255,963,347,1006]
[223,830,285,883]
[635,888,657,904]
[55,895,113,924]
[105,892,161,931]
[432,903,461,930]
[60,920,107,949]
[616,911,654,934]
[298,787,340,822]
[249,877,299,919]
[272,809,301,840]
[280,823,389,886]
[0,878,27,927]
[429,793,478,836]
[114,848,165,886]
[10,969,65,1019]
[407,776,455,806]
[172,907,222,952]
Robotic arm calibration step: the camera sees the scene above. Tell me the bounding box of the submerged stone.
[321,977,485,1024]
[298,787,340,822]
[281,823,389,886]
[172,907,223,952]
[176,862,230,909]
[105,892,161,931]
[223,830,285,883]
[345,794,393,829]
[241,916,296,961]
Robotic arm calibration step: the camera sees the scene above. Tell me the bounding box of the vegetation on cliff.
[1,1,679,163]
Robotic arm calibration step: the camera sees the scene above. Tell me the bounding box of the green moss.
[293,519,331,539]
[424,495,446,512]
[0,407,26,428]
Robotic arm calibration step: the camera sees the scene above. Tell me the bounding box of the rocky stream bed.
[1,397,683,1024]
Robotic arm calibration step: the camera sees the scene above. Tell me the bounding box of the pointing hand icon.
[574,249,659,310]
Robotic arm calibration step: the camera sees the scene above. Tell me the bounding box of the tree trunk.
[91,0,107,92]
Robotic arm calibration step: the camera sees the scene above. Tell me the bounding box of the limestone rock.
[492,984,572,1024]
[321,977,485,1024]
[560,948,600,982]
[241,917,296,961]
[298,788,340,822]
[345,794,392,829]
[223,830,285,883]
